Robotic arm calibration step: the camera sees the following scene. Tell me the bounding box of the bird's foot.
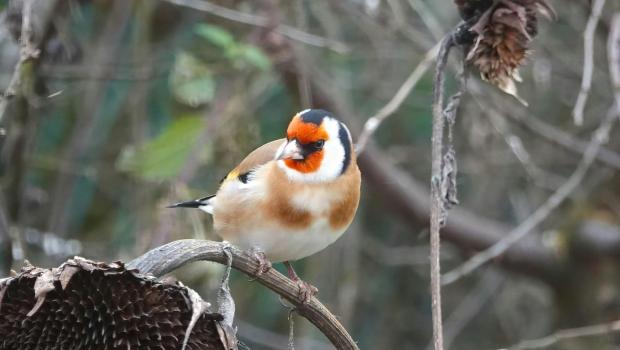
[293,278,318,303]
[249,248,272,279]
[284,261,318,303]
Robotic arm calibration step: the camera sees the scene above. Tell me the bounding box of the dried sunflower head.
[0,258,233,350]
[459,0,555,103]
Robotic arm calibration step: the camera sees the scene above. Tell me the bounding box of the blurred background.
[1,0,619,349]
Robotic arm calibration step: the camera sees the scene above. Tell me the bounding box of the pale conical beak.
[276,140,304,160]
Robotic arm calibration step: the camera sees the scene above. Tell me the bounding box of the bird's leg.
[284,261,318,303]
[248,247,272,278]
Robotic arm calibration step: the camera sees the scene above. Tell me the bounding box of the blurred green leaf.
[170,51,215,107]
[195,23,270,71]
[116,117,204,181]
[195,23,235,49]
[239,45,271,71]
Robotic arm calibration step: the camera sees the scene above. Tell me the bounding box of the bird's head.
[275,109,353,182]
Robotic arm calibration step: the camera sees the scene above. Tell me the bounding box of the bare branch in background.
[427,270,504,350]
[469,80,620,171]
[0,0,60,123]
[476,98,565,190]
[442,108,618,285]
[386,0,432,46]
[572,0,606,126]
[0,194,11,275]
[610,13,620,113]
[0,0,37,125]
[163,0,349,53]
[46,0,134,236]
[356,43,439,153]
[407,0,444,41]
[127,239,360,350]
[500,319,620,350]
[1,1,29,126]
[360,145,563,282]
[293,0,312,108]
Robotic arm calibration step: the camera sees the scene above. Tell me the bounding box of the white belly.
[212,166,352,262]
[226,217,346,263]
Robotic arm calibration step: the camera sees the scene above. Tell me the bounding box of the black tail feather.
[167,195,215,209]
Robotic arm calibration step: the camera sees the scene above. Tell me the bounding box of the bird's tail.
[167,195,215,214]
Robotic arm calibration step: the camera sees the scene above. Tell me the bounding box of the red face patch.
[284,151,324,173]
[284,115,329,173]
[286,115,329,144]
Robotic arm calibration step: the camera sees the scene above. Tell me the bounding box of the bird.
[169,109,361,301]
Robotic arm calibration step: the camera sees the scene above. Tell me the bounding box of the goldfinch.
[170,109,361,300]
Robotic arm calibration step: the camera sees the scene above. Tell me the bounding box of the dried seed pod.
[459,0,554,103]
[0,257,233,350]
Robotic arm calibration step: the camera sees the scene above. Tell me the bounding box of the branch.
[610,13,620,113]
[358,145,563,281]
[356,42,439,153]
[442,107,618,285]
[468,80,620,171]
[427,270,504,350]
[0,193,11,275]
[572,0,606,126]
[0,0,38,125]
[127,239,359,350]
[428,31,458,350]
[473,95,566,190]
[163,0,349,53]
[500,319,620,350]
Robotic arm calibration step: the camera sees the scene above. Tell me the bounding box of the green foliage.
[195,23,235,49]
[116,116,206,181]
[168,24,271,108]
[194,23,271,71]
[170,52,216,107]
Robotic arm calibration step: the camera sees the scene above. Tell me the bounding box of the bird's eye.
[314,140,325,149]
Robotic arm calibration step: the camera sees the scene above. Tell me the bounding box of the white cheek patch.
[277,117,346,183]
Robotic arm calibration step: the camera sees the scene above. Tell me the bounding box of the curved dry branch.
[127,239,359,350]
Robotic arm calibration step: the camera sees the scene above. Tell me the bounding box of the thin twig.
[429,31,457,350]
[0,193,12,275]
[469,80,620,172]
[426,270,504,350]
[163,0,349,53]
[385,0,431,46]
[500,319,620,350]
[293,0,312,108]
[572,0,606,126]
[511,107,620,171]
[356,42,440,153]
[476,97,566,190]
[127,239,359,350]
[0,0,40,125]
[442,108,618,286]
[407,0,444,41]
[609,13,620,113]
